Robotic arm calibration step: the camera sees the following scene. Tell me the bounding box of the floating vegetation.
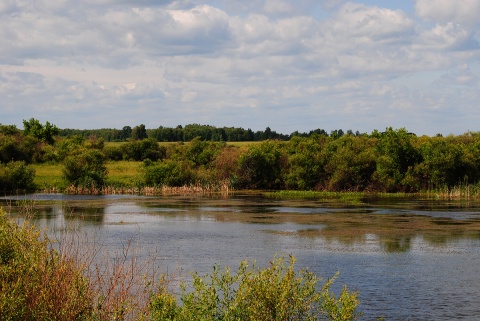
[264,190,366,204]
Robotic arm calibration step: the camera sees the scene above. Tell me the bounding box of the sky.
[1,0,480,136]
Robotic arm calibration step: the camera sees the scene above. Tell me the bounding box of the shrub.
[149,256,360,321]
[122,138,166,161]
[0,161,36,192]
[104,145,124,161]
[236,141,287,189]
[63,149,107,188]
[0,208,93,319]
[143,160,193,187]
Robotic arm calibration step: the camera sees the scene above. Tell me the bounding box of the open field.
[33,161,143,190]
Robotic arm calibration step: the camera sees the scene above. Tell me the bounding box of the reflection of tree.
[63,204,105,224]
[423,230,480,246]
[379,236,412,253]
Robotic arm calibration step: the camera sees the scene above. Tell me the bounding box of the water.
[2,193,480,320]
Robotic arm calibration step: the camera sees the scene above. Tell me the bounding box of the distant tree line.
[3,119,480,194]
[58,123,355,142]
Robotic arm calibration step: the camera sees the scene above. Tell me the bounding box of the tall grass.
[427,183,480,200]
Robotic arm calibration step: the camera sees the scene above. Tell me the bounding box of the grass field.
[33,161,143,190]
[33,163,65,190]
[105,160,143,186]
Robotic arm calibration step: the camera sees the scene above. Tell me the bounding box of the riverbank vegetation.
[0,208,360,320]
[2,119,480,198]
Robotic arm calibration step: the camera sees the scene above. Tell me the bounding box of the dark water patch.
[432,219,471,226]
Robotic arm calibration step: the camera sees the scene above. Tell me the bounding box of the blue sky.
[1,0,480,136]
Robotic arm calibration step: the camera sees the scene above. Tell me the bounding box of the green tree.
[0,161,36,192]
[63,149,107,188]
[122,126,132,140]
[285,136,329,190]
[23,118,59,145]
[324,135,376,191]
[185,137,222,167]
[121,138,166,161]
[143,160,193,186]
[237,141,286,189]
[374,128,421,192]
[131,124,148,140]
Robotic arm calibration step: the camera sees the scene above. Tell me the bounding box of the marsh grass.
[429,183,480,200]
[265,191,366,204]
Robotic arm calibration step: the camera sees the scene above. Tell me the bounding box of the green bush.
[63,149,107,188]
[149,256,360,321]
[122,139,166,161]
[236,141,286,189]
[0,161,36,192]
[143,160,193,187]
[0,208,93,319]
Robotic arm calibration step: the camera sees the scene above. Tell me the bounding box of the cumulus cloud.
[330,3,415,43]
[415,0,480,26]
[2,0,480,135]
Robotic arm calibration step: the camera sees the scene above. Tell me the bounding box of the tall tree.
[131,124,147,140]
[23,118,59,145]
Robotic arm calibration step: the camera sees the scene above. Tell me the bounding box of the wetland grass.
[264,190,366,204]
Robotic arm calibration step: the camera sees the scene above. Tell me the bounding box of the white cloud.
[331,3,415,43]
[1,1,480,135]
[416,22,470,50]
[263,0,292,15]
[415,0,480,26]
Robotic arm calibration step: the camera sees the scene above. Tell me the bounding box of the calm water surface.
[2,193,480,320]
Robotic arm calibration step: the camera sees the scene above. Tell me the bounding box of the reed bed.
[428,184,480,200]
[62,181,232,196]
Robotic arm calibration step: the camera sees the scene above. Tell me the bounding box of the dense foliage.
[150,256,359,321]
[0,209,93,319]
[0,161,36,192]
[3,120,480,193]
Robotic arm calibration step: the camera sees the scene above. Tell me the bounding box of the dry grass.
[55,231,164,320]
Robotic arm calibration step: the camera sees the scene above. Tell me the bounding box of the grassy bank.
[33,161,480,200]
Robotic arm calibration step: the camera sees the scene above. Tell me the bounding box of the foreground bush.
[0,208,93,320]
[150,256,360,321]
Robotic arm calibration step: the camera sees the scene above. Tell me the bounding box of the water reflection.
[2,193,480,320]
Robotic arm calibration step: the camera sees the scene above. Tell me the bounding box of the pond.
[2,193,480,320]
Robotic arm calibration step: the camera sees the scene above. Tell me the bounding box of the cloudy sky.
[1,0,480,135]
